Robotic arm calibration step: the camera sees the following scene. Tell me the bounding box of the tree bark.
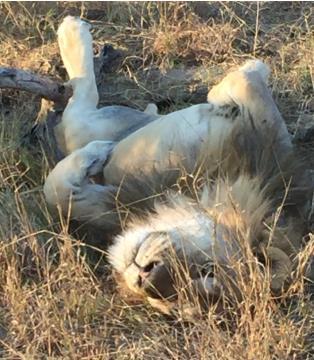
[0,67,72,108]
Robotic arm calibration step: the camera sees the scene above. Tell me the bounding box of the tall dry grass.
[0,2,313,359]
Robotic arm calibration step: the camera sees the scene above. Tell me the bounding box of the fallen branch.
[0,67,72,108]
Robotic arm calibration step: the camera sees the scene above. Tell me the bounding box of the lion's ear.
[262,246,292,293]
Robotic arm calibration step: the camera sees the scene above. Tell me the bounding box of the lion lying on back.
[44,17,311,314]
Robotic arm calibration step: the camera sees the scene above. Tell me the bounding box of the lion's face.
[108,196,242,310]
[116,231,178,300]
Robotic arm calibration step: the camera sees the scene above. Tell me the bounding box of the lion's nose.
[137,261,160,287]
[136,261,177,299]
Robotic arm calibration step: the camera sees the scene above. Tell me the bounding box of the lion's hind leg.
[207,60,291,147]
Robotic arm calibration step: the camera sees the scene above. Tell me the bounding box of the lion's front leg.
[44,141,119,230]
[207,60,291,147]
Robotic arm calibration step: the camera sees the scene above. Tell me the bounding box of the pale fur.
[44,140,118,228]
[43,16,309,313]
[46,17,294,231]
[109,175,268,274]
[55,16,158,155]
[108,174,271,302]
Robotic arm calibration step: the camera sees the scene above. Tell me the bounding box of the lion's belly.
[103,104,233,185]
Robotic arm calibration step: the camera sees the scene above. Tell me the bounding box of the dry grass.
[0,2,313,359]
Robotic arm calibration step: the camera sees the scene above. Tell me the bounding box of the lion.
[44,16,311,313]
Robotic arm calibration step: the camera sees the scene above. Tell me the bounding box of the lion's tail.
[57,16,98,107]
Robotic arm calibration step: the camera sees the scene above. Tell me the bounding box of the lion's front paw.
[81,141,116,177]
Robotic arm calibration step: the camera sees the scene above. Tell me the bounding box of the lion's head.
[108,173,298,313]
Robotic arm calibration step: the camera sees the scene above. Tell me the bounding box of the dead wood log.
[0,67,72,108]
